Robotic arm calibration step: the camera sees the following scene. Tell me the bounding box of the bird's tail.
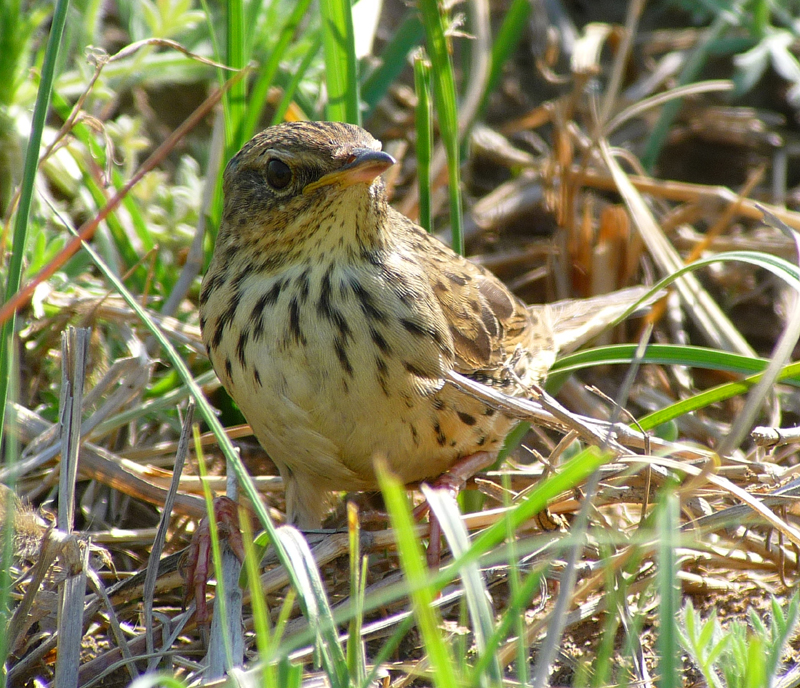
[532,285,661,356]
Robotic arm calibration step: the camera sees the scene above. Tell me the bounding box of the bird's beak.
[304,148,395,195]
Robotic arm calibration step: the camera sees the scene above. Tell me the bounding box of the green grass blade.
[657,489,680,688]
[271,36,322,125]
[93,370,218,439]
[549,343,800,389]
[414,51,433,233]
[702,249,800,288]
[474,560,545,679]
[346,503,366,685]
[417,0,463,254]
[0,0,24,108]
[276,527,349,688]
[545,246,800,436]
[378,466,458,688]
[194,429,234,669]
[548,247,800,390]
[0,356,19,681]
[243,0,266,54]
[766,594,800,679]
[55,212,344,679]
[127,674,187,688]
[553,340,800,436]
[592,547,623,687]
[424,486,503,686]
[478,0,532,118]
[240,503,272,666]
[638,361,800,431]
[320,0,360,124]
[225,0,246,150]
[360,614,416,688]
[361,12,423,117]
[241,0,313,140]
[641,1,746,172]
[198,0,223,69]
[454,446,610,583]
[0,0,69,454]
[505,474,529,686]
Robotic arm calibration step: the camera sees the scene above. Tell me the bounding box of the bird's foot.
[418,451,498,568]
[180,496,246,625]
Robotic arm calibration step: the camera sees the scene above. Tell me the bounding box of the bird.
[199,120,646,537]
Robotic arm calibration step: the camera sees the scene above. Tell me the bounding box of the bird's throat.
[266,183,392,264]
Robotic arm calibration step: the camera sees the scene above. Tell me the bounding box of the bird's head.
[218,121,396,260]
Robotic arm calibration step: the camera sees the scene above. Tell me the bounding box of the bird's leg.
[180,496,246,624]
[420,451,498,568]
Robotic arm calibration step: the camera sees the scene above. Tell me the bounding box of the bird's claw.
[180,496,246,625]
[417,451,497,568]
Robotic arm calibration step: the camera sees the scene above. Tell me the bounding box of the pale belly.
[201,263,511,493]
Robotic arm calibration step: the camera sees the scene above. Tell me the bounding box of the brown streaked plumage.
[200,121,644,529]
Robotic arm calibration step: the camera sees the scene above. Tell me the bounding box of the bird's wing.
[397,217,543,376]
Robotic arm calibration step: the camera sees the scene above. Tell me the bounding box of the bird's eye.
[266,159,292,189]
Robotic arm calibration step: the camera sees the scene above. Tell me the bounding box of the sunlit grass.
[3,0,800,685]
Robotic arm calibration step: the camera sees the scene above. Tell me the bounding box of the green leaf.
[657,490,680,688]
[346,504,367,685]
[276,527,349,688]
[225,0,246,151]
[378,466,459,688]
[241,0,314,139]
[417,0,463,254]
[58,208,349,688]
[638,361,800,432]
[424,486,503,686]
[320,0,360,124]
[641,0,747,171]
[0,0,69,476]
[414,51,433,233]
[478,0,531,118]
[361,13,423,116]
